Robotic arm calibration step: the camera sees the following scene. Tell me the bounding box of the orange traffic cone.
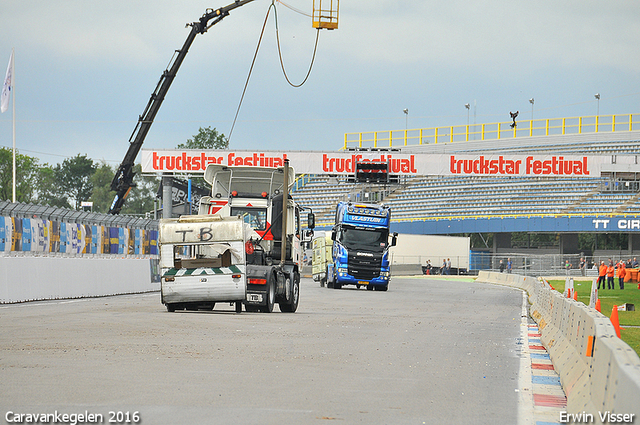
[573,290,578,301]
[611,305,621,338]
[595,299,601,312]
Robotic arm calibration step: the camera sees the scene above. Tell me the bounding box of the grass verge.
[548,278,639,355]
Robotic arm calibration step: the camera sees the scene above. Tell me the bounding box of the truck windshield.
[231,207,267,231]
[337,226,388,252]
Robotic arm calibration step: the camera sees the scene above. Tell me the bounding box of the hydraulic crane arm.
[109,0,256,214]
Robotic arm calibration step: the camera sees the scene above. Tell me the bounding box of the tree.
[89,162,116,213]
[36,164,71,208]
[120,164,160,216]
[178,126,228,150]
[0,147,39,203]
[175,127,228,191]
[58,154,96,209]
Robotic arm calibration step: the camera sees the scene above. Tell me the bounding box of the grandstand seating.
[292,132,640,228]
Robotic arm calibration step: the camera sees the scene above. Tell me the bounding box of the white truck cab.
[159,215,249,312]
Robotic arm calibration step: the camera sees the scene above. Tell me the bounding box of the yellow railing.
[344,113,640,150]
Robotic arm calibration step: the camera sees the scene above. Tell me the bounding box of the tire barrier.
[478,271,640,422]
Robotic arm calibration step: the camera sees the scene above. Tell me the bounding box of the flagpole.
[11,48,15,203]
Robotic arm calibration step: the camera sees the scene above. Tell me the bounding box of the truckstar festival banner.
[141,149,608,177]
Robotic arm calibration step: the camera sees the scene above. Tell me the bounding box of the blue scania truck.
[327,202,397,291]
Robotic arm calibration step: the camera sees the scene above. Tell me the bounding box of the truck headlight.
[338,267,348,274]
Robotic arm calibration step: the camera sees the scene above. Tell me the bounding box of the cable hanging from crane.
[276,0,311,18]
[227,4,273,143]
[273,1,320,88]
[228,0,321,143]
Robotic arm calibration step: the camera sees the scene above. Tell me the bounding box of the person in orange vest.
[617,260,626,290]
[598,261,607,289]
[606,260,615,290]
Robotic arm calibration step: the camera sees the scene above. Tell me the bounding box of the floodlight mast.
[108,0,256,215]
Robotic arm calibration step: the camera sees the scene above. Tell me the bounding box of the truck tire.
[235,302,242,313]
[262,274,276,313]
[280,272,299,313]
[166,303,176,312]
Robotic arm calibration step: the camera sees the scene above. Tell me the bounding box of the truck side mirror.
[331,230,336,241]
[307,212,315,229]
[391,232,398,247]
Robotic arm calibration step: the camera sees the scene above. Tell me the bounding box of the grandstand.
[292,128,640,231]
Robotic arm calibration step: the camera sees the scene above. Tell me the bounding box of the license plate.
[247,293,263,302]
[358,281,369,285]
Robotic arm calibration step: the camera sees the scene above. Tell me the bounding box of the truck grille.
[347,252,382,281]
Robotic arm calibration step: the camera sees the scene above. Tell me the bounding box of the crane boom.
[109,0,256,214]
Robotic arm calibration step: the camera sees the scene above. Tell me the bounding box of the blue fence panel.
[0,216,6,252]
[149,230,158,255]
[21,218,32,252]
[109,227,119,254]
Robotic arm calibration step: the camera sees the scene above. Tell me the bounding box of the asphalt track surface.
[0,277,524,425]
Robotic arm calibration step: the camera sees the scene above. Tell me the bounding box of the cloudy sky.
[0,0,639,167]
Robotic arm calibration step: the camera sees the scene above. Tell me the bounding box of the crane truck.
[108,0,258,215]
[323,201,397,291]
[159,160,314,312]
[108,0,339,215]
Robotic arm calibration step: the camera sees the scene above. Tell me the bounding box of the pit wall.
[478,271,640,421]
[0,256,159,303]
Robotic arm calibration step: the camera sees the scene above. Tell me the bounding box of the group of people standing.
[498,258,512,273]
[597,258,637,290]
[441,258,452,275]
[424,259,453,275]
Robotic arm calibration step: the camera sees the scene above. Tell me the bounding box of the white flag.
[1,50,13,113]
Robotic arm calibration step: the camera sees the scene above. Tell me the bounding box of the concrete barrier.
[478,271,640,421]
[0,256,159,303]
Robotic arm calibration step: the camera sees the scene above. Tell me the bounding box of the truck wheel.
[320,277,325,288]
[262,275,275,313]
[375,285,388,291]
[166,303,176,312]
[235,302,242,313]
[334,281,342,289]
[280,275,299,313]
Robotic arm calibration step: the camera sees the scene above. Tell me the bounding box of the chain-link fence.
[474,252,637,277]
[0,200,157,229]
[391,250,638,277]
